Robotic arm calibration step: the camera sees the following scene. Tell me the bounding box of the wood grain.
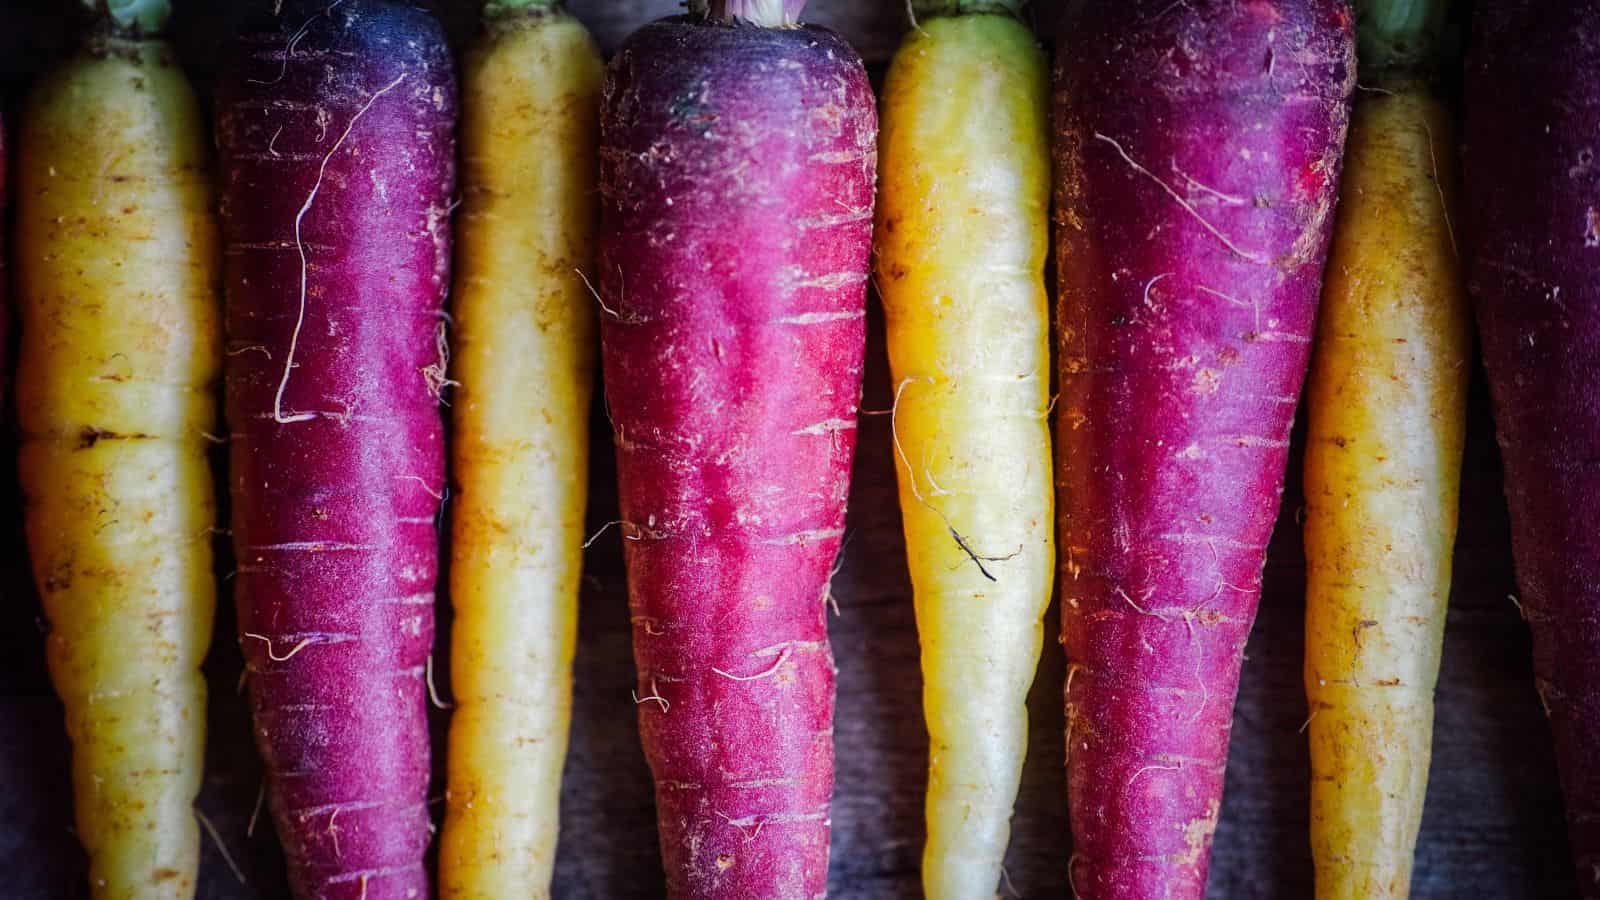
[0,2,1572,899]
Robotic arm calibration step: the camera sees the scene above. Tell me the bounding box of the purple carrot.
[598,0,876,895]
[216,1,455,897]
[1467,2,1600,894]
[1053,1,1354,896]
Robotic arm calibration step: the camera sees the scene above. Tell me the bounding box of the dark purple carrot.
[216,2,455,897]
[1467,3,1600,894]
[1053,1,1354,897]
[598,0,876,895]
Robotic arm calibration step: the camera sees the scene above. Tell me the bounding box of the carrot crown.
[484,0,560,17]
[1358,0,1444,77]
[82,0,171,35]
[690,0,806,27]
[911,0,1026,18]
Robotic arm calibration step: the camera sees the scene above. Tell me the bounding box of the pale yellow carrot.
[874,5,1055,897]
[15,2,220,897]
[1303,5,1469,893]
[439,2,603,896]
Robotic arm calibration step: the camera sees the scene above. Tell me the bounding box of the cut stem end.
[910,0,1026,18]
[1357,0,1445,77]
[483,0,560,18]
[690,0,807,27]
[81,0,172,34]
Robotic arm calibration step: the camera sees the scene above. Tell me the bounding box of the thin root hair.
[247,781,266,838]
[1421,119,1459,260]
[1093,132,1267,263]
[632,680,670,713]
[242,632,316,663]
[712,644,795,682]
[196,808,248,885]
[274,72,408,425]
[426,654,452,709]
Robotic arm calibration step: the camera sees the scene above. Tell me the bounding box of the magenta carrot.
[597,0,876,895]
[1466,2,1600,893]
[215,1,456,897]
[1053,1,1354,897]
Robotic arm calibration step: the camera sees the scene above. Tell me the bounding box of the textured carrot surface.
[216,2,456,896]
[16,28,219,900]
[440,5,603,897]
[1303,83,1468,900]
[875,11,1054,899]
[598,13,876,897]
[1053,1,1353,895]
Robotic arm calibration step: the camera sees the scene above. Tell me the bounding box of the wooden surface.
[0,1,1575,898]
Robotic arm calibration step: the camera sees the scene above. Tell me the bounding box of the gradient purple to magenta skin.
[216,2,455,897]
[598,19,875,900]
[1053,2,1353,897]
[1466,4,1600,894]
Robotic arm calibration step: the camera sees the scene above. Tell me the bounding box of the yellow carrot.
[874,5,1054,897]
[15,2,219,897]
[1303,3,1469,895]
[439,2,603,895]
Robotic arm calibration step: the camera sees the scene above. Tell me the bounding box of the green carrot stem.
[484,0,560,18]
[1358,0,1445,77]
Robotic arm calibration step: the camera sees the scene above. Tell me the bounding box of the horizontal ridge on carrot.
[1052,1,1354,896]
[16,1,219,895]
[216,1,456,896]
[1302,1,1468,896]
[1465,2,1600,893]
[874,2,1055,897]
[598,0,876,894]
[439,0,604,895]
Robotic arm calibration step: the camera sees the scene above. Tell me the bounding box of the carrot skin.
[599,18,875,898]
[440,6,603,897]
[216,2,455,897]
[875,12,1054,898]
[1466,4,1600,892]
[16,31,219,899]
[1302,85,1468,900]
[1053,2,1354,896]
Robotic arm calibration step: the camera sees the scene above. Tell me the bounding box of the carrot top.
[82,0,171,35]
[1358,0,1445,77]
[910,0,1026,18]
[690,0,806,28]
[484,0,559,17]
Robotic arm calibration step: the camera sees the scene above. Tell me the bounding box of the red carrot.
[1467,3,1600,893]
[598,0,875,895]
[216,2,456,896]
[1052,2,1354,896]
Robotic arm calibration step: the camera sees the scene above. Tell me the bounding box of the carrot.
[1052,2,1354,896]
[597,0,875,894]
[1301,3,1468,897]
[438,1,603,895]
[214,2,456,896]
[15,1,219,895]
[874,3,1053,897]
[1466,2,1600,893]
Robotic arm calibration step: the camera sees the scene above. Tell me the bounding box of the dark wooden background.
[0,1,1571,898]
